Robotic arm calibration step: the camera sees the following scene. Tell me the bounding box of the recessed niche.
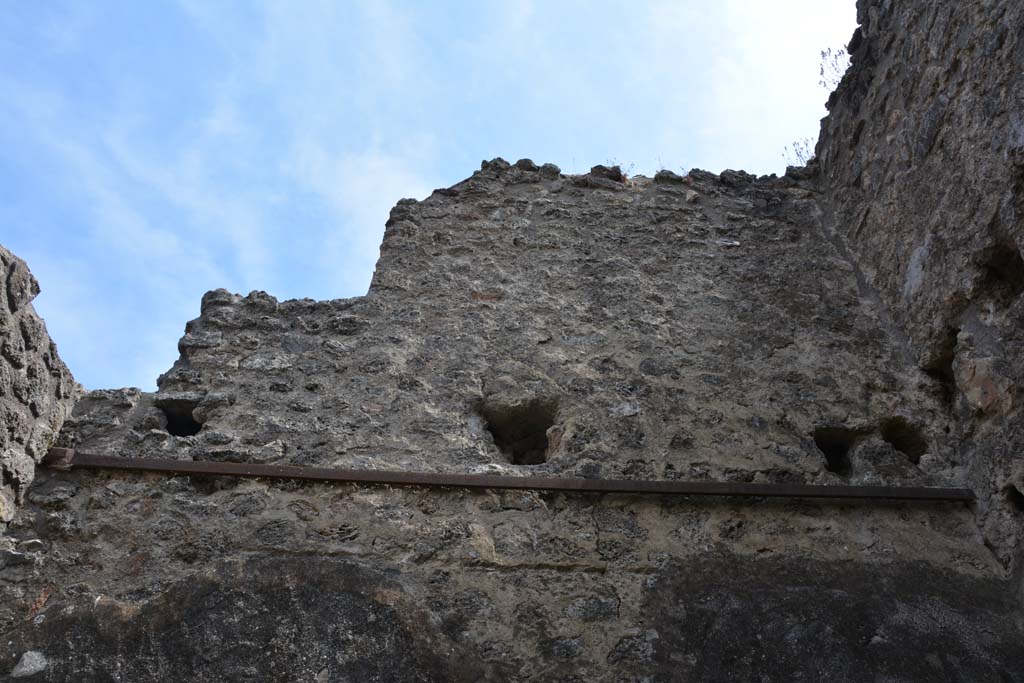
[159,399,203,437]
[1005,485,1024,514]
[923,327,959,406]
[478,398,558,465]
[879,417,928,463]
[812,427,859,475]
[979,241,1024,307]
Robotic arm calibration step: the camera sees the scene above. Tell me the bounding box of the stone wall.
[0,247,77,525]
[3,162,1021,681]
[816,0,1024,568]
[69,161,951,489]
[3,0,1024,679]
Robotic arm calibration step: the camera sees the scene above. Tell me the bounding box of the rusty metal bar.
[42,448,974,502]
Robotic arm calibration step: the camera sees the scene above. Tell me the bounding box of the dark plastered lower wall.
[2,533,1022,681]
[816,0,1024,574]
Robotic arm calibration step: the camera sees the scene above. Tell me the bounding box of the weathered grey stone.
[10,650,47,678]
[817,0,1024,569]
[0,246,78,523]
[4,146,1020,677]
[59,163,945,493]
[0,548,34,570]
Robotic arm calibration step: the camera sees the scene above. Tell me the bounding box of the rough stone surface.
[3,159,1020,678]
[816,0,1024,568]
[0,247,78,524]
[2,0,1024,679]
[60,163,954,489]
[1,462,1016,681]
[9,651,46,678]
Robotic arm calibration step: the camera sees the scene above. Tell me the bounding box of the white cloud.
[3,0,859,391]
[702,0,857,172]
[100,126,274,290]
[1,80,223,284]
[185,0,442,295]
[283,142,435,294]
[0,75,229,389]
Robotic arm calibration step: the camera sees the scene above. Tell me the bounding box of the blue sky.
[0,1,855,391]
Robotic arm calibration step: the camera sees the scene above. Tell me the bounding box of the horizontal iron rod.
[42,448,974,502]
